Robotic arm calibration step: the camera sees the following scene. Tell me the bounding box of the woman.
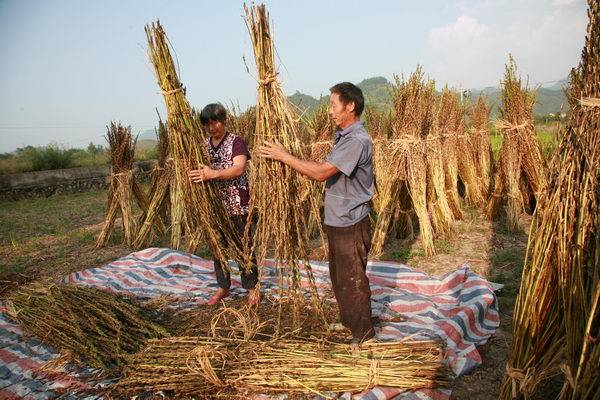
[189,103,259,305]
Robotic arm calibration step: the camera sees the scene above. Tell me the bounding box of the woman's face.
[204,120,225,137]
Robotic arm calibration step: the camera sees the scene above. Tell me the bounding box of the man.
[189,103,260,306]
[259,82,375,343]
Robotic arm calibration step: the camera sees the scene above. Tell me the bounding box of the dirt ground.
[0,189,536,399]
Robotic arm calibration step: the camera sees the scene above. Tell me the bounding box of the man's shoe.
[207,288,230,305]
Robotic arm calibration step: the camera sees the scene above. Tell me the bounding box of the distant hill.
[287,76,569,117]
[357,77,392,109]
[546,77,569,91]
[288,91,321,114]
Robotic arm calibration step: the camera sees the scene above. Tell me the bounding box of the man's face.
[329,93,354,128]
[204,120,225,137]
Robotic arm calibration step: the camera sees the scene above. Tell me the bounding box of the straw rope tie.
[494,120,530,132]
[160,86,185,95]
[505,365,533,397]
[258,73,278,86]
[505,363,559,397]
[109,171,133,183]
[578,97,600,107]
[367,358,380,388]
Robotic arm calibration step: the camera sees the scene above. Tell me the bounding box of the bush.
[26,144,75,171]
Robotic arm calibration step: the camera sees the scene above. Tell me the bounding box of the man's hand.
[189,165,218,182]
[258,141,290,162]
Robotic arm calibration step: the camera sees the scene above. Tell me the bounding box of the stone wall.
[0,160,156,201]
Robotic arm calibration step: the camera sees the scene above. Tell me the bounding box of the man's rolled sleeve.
[326,138,363,177]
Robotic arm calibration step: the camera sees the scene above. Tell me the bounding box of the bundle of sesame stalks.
[96,122,143,246]
[500,2,600,398]
[304,101,334,240]
[6,283,169,369]
[118,335,451,397]
[371,68,436,257]
[364,105,393,142]
[243,3,324,323]
[367,105,414,241]
[134,115,170,247]
[145,21,250,267]
[437,88,464,220]
[426,87,456,236]
[487,56,547,232]
[308,101,335,163]
[469,96,493,198]
[454,103,485,208]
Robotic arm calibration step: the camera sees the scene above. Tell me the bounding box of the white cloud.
[424,0,587,89]
[428,15,489,50]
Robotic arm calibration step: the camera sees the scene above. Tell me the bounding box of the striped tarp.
[1,248,500,399]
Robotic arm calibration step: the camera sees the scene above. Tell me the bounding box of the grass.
[490,249,522,267]
[434,238,453,254]
[386,247,426,262]
[0,190,109,244]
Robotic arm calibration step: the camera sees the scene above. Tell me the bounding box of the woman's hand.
[188,165,218,182]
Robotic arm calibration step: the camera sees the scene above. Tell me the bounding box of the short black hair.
[329,82,365,117]
[199,103,227,125]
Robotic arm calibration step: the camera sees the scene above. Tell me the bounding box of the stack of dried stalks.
[145,21,250,267]
[308,101,335,163]
[133,116,171,248]
[426,89,456,236]
[97,122,143,246]
[371,68,436,257]
[243,3,324,326]
[487,56,547,231]
[303,101,335,241]
[437,88,464,220]
[366,105,413,241]
[364,105,393,142]
[500,2,600,398]
[118,335,450,397]
[6,283,168,369]
[454,102,485,207]
[469,96,493,198]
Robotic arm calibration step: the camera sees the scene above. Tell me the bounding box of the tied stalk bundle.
[305,101,335,241]
[500,2,600,398]
[97,122,145,247]
[469,96,493,198]
[145,21,251,269]
[118,335,451,397]
[487,56,547,232]
[371,68,436,257]
[243,3,324,327]
[134,115,171,247]
[437,88,464,221]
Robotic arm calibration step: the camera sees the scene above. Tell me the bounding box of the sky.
[0,0,588,152]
